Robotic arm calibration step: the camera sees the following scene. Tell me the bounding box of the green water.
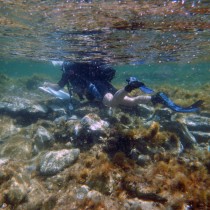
[115,62,210,88]
[0,59,209,91]
[0,60,60,80]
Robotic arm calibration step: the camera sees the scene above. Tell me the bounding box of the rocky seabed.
[0,94,209,209]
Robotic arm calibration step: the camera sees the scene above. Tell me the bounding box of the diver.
[44,61,203,113]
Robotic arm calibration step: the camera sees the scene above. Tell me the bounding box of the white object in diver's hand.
[39,86,70,100]
[51,60,64,66]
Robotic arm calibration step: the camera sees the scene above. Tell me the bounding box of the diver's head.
[62,61,75,73]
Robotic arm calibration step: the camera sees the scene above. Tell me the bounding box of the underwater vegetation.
[0,74,11,94]
[0,74,209,209]
[60,148,210,209]
[17,74,49,90]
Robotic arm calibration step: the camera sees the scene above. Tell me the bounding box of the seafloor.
[0,73,209,210]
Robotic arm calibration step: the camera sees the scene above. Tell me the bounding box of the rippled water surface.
[1,0,210,64]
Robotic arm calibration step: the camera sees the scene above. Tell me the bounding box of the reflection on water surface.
[0,0,210,64]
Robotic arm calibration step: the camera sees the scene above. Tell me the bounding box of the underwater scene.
[0,0,210,209]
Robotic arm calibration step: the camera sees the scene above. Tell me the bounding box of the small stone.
[137,154,151,166]
[75,185,90,200]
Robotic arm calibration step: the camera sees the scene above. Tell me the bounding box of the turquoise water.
[0,59,209,90]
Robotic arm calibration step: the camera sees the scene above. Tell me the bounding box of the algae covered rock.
[39,149,80,176]
[16,179,55,210]
[5,183,27,206]
[0,136,33,160]
[4,174,29,206]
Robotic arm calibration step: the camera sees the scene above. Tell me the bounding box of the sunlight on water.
[0,0,210,64]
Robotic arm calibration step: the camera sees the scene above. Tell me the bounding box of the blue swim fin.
[139,85,154,94]
[151,92,203,113]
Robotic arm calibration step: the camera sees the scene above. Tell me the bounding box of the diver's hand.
[43,82,50,87]
[43,82,60,91]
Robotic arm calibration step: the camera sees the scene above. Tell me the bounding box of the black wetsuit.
[58,62,117,101]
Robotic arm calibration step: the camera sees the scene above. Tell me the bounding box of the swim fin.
[151,92,204,113]
[139,84,154,94]
[125,77,154,94]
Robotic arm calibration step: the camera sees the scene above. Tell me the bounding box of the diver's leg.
[103,78,152,107]
[123,95,151,106]
[103,89,126,107]
[103,89,151,107]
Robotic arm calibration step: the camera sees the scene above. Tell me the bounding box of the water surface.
[1,0,210,65]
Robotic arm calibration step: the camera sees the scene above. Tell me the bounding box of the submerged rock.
[80,113,109,132]
[190,131,210,143]
[86,190,103,204]
[147,108,209,148]
[0,96,48,115]
[0,117,20,143]
[0,136,32,160]
[4,173,29,206]
[164,122,197,148]
[32,126,54,154]
[182,114,210,132]
[39,149,80,176]
[125,198,164,210]
[137,104,154,119]
[75,185,90,200]
[130,151,151,166]
[73,113,109,144]
[16,179,55,210]
[5,182,27,206]
[179,114,210,145]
